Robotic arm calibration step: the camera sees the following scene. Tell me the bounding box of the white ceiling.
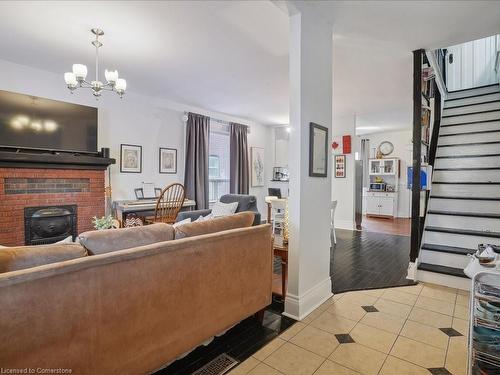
[0,1,289,125]
[0,1,499,131]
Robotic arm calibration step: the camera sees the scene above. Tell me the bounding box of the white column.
[285,8,333,320]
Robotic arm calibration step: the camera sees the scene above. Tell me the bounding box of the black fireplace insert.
[24,205,77,245]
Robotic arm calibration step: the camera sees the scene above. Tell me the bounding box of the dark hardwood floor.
[331,229,416,293]
[155,301,294,375]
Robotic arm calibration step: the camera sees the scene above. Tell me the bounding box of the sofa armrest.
[176,209,212,222]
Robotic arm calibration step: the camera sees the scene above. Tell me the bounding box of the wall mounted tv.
[0,90,98,153]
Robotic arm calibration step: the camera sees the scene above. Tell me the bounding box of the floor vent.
[191,354,238,375]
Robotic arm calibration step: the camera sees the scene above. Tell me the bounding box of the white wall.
[361,129,413,218]
[0,58,272,218]
[331,115,356,229]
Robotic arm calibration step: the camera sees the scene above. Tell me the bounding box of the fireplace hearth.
[24,205,77,245]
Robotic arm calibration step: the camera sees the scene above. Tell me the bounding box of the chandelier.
[64,28,126,98]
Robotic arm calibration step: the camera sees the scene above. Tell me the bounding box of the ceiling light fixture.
[64,28,126,99]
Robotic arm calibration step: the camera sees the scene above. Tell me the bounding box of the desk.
[273,242,288,301]
[114,199,196,223]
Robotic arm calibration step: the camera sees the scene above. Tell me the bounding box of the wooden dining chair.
[148,183,186,224]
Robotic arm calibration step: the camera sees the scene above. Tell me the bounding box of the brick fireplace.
[0,168,105,246]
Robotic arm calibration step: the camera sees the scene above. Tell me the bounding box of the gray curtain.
[229,122,249,194]
[184,112,210,209]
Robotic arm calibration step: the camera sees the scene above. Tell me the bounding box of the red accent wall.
[0,168,104,246]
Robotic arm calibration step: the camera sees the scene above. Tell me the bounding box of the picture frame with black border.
[159,147,177,174]
[309,122,328,177]
[120,144,142,173]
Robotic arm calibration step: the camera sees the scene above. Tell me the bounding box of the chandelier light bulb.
[105,69,119,84]
[115,78,126,92]
[72,64,88,81]
[64,72,77,86]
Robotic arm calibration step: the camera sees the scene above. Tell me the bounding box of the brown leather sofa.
[0,212,272,374]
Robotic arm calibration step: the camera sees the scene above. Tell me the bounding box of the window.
[209,155,220,178]
[208,120,230,204]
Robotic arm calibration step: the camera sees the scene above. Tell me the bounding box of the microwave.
[370,183,386,191]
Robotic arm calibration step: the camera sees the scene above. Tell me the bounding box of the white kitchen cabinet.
[366,192,397,217]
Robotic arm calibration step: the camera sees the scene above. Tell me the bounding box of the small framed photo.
[309,122,328,177]
[120,144,142,173]
[335,154,346,178]
[159,147,177,174]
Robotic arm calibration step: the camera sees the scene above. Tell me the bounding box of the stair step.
[440,129,500,137]
[436,153,500,159]
[421,243,475,256]
[444,92,500,108]
[438,140,500,147]
[446,84,500,100]
[428,210,500,219]
[444,99,500,111]
[440,121,500,136]
[425,226,500,239]
[431,196,500,201]
[433,182,500,184]
[417,263,467,278]
[442,108,500,118]
[434,167,500,171]
[433,169,500,183]
[434,155,500,169]
[441,112,500,127]
[429,198,500,215]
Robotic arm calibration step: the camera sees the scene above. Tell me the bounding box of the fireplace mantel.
[0,150,115,170]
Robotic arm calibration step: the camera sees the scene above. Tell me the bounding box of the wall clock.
[378,141,394,156]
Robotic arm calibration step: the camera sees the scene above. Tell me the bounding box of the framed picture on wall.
[159,147,177,174]
[334,154,346,178]
[309,122,328,177]
[251,147,265,187]
[120,144,142,173]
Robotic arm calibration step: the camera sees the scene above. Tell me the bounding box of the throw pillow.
[56,236,74,244]
[173,218,191,228]
[211,201,238,218]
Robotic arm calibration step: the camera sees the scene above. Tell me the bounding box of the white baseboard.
[334,219,355,230]
[283,277,332,321]
[406,261,417,281]
[416,269,471,291]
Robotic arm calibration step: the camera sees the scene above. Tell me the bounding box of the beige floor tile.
[392,284,423,296]
[359,311,406,334]
[263,343,324,375]
[420,284,457,303]
[247,363,284,375]
[327,301,367,322]
[329,343,387,375]
[454,304,469,320]
[379,356,430,375]
[457,289,470,296]
[229,357,260,375]
[400,320,449,349]
[455,293,470,307]
[289,325,339,357]
[314,360,360,375]
[349,323,397,354]
[374,298,412,318]
[445,336,468,375]
[332,293,343,300]
[381,289,418,306]
[358,288,385,298]
[253,338,286,361]
[309,311,357,334]
[279,322,306,341]
[452,317,469,337]
[302,308,323,324]
[390,336,446,368]
[415,295,454,316]
[338,291,378,307]
[408,306,453,328]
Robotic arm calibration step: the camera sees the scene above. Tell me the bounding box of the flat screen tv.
[0,90,98,153]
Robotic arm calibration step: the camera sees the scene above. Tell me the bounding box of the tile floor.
[229,283,470,375]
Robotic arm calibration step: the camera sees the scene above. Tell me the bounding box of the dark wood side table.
[273,242,288,301]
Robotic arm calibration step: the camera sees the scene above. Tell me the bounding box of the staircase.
[417,83,500,290]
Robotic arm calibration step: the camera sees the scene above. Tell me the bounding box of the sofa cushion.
[211,201,238,217]
[79,223,175,255]
[0,243,87,273]
[174,211,255,239]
